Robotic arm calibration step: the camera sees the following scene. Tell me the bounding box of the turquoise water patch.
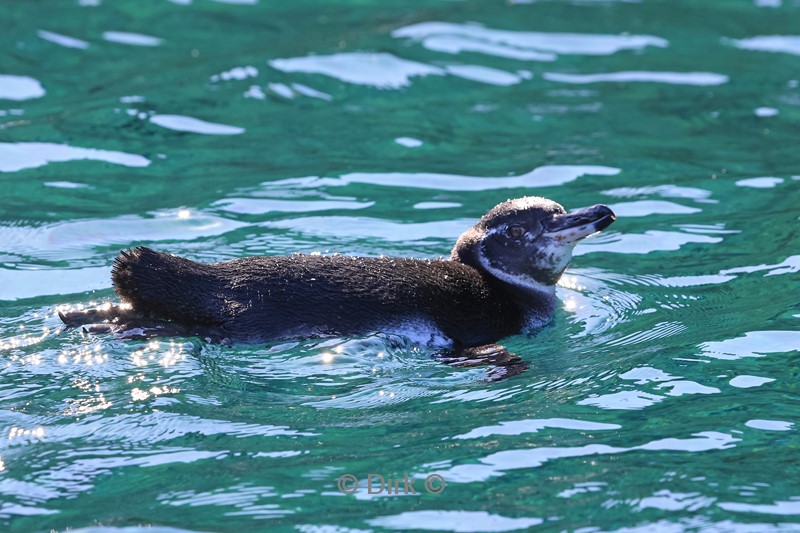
[1,0,800,531]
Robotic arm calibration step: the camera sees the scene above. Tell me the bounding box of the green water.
[2,0,799,531]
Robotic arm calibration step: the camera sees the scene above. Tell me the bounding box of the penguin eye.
[507,225,525,239]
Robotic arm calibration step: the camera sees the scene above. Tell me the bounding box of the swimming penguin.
[60,196,614,375]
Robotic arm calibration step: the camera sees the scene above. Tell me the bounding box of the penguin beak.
[543,204,616,243]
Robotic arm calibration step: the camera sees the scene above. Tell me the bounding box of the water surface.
[1,0,799,531]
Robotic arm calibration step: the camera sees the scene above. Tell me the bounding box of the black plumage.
[111,247,525,347]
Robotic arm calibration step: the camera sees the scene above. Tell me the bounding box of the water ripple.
[368,511,543,531]
[576,230,724,255]
[393,22,667,57]
[725,35,800,56]
[150,115,245,135]
[270,52,443,89]
[0,142,149,173]
[426,432,740,483]
[263,165,620,192]
[37,30,89,50]
[452,418,621,440]
[544,71,729,86]
[102,31,163,47]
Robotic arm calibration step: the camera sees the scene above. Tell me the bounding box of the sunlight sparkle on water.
[59,345,109,366]
[558,275,585,291]
[8,427,45,440]
[129,341,186,367]
[2,1,798,530]
[131,386,181,401]
[66,377,113,414]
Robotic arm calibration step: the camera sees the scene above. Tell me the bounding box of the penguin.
[60,196,615,377]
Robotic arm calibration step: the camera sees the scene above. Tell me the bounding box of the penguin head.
[451,196,615,294]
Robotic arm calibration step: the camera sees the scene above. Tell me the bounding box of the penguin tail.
[112,246,221,326]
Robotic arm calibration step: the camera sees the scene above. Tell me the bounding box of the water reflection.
[607,200,701,217]
[37,30,89,49]
[368,511,543,531]
[393,22,667,57]
[150,115,245,135]
[213,198,373,215]
[0,267,111,301]
[426,432,740,483]
[699,331,800,360]
[0,75,45,101]
[0,210,246,262]
[395,137,423,148]
[263,165,620,191]
[544,71,729,86]
[3,0,800,529]
[261,216,471,242]
[575,230,723,255]
[729,375,775,388]
[735,177,784,188]
[158,483,292,519]
[0,142,149,173]
[270,52,443,89]
[102,31,163,47]
[744,420,794,431]
[602,184,716,203]
[725,35,800,56]
[452,418,620,439]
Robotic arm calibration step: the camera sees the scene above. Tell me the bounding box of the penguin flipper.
[435,344,528,381]
[59,303,137,328]
[64,312,228,342]
[109,319,228,342]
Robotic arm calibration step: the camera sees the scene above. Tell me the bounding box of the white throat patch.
[476,248,556,297]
